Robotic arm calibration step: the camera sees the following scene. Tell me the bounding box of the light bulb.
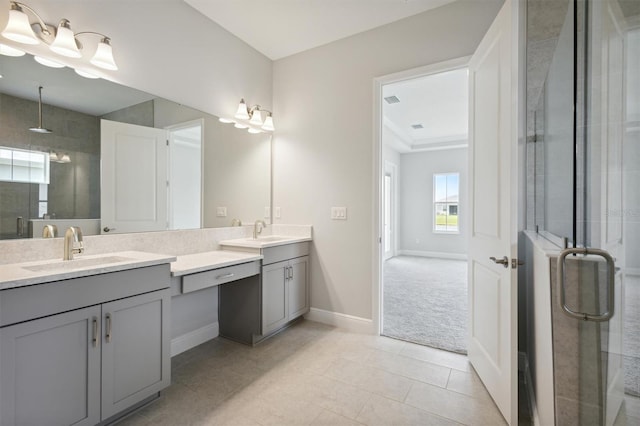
[234,99,249,120]
[90,38,117,70]
[1,7,39,45]
[34,56,65,68]
[0,43,26,57]
[262,115,275,132]
[50,20,81,58]
[249,109,263,126]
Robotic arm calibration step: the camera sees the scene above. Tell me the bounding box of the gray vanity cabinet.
[0,306,102,426]
[261,243,309,336]
[262,260,289,334]
[0,265,171,426]
[101,290,171,420]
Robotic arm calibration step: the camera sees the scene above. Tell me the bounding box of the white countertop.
[171,250,263,277]
[0,251,176,290]
[218,235,312,249]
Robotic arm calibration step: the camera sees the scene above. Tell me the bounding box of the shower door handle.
[557,247,615,322]
[490,256,509,268]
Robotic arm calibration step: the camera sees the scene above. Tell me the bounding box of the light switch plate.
[275,207,282,219]
[331,207,347,220]
[216,207,227,217]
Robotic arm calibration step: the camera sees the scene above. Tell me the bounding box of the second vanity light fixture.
[0,1,118,75]
[219,98,275,133]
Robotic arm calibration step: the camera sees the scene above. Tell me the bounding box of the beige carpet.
[382,256,468,354]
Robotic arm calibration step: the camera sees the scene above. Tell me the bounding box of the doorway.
[379,64,470,354]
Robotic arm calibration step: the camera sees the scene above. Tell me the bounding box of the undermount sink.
[23,255,134,273]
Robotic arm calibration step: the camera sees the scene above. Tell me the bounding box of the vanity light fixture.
[1,1,118,72]
[221,98,276,133]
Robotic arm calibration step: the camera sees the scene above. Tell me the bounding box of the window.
[0,147,50,185]
[434,173,459,233]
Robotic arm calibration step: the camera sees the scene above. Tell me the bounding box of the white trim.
[373,55,472,338]
[304,308,374,334]
[170,322,219,357]
[522,353,541,426]
[397,250,467,260]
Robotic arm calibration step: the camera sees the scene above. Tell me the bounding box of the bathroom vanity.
[0,252,175,426]
[219,237,311,340]
[0,227,313,426]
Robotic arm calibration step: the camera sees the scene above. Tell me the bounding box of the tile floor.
[117,320,506,426]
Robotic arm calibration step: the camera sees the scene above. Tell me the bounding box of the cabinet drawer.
[262,242,310,265]
[182,261,260,294]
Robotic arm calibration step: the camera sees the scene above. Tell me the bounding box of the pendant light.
[29,86,52,134]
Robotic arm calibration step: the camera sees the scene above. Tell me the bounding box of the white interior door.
[467,1,517,424]
[101,119,168,234]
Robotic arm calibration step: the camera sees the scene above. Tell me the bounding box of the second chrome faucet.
[253,220,266,239]
[63,226,84,260]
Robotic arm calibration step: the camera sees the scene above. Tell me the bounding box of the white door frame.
[372,56,471,335]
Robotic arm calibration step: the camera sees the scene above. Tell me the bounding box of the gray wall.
[272,0,503,319]
[399,148,468,257]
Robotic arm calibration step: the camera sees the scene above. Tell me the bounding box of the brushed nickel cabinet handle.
[92,317,98,347]
[105,313,112,343]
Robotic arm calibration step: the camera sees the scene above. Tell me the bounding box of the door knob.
[490,256,509,268]
[103,226,116,233]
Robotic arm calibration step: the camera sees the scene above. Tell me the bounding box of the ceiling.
[383,67,468,153]
[184,0,456,60]
[0,54,154,116]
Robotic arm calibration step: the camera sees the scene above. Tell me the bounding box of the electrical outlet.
[331,207,347,220]
[216,207,227,217]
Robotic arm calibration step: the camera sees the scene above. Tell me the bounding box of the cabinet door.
[0,306,101,426]
[101,289,170,420]
[262,260,288,335]
[288,256,309,320]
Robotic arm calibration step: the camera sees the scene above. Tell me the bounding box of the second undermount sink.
[23,255,134,273]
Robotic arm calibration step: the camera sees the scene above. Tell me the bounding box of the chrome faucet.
[63,226,84,260]
[42,224,58,238]
[253,220,266,239]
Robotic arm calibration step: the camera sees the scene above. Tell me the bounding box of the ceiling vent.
[411,123,424,129]
[384,95,400,104]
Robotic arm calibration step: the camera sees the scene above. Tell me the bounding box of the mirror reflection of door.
[100,119,168,234]
[167,120,203,230]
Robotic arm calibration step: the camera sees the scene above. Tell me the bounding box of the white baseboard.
[304,308,373,334]
[171,322,219,357]
[522,353,541,426]
[397,250,467,261]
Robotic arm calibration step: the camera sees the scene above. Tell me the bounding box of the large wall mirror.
[0,54,271,240]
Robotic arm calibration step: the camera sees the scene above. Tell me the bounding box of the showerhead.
[29,86,52,134]
[29,126,53,134]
